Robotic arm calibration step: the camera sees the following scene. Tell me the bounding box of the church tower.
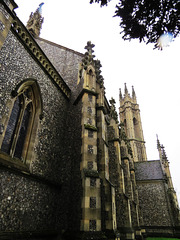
[26,3,44,37]
[119,84,147,162]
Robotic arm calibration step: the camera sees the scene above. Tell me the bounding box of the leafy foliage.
[90,0,180,46]
[90,0,112,7]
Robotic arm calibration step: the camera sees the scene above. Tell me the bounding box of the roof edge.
[35,36,84,57]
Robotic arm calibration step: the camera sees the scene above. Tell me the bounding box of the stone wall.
[0,168,61,232]
[0,30,75,234]
[137,181,172,227]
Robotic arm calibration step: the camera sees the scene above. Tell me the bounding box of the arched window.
[1,80,42,165]
[133,117,140,139]
[124,119,127,135]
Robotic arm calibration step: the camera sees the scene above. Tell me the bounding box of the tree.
[90,0,180,48]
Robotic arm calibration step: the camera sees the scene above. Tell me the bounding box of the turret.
[26,3,44,37]
[119,84,147,162]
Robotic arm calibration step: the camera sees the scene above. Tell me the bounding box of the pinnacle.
[156,134,161,149]
[124,83,128,95]
[119,88,122,99]
[132,85,136,99]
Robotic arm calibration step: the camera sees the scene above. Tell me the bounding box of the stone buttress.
[78,42,118,239]
[108,102,144,240]
[78,42,103,239]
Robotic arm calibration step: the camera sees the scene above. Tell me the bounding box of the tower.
[119,84,147,162]
[26,3,44,37]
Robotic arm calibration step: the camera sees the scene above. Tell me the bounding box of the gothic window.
[89,220,96,231]
[88,161,93,170]
[1,80,42,165]
[136,142,143,161]
[133,117,140,139]
[90,197,96,208]
[90,178,96,187]
[87,118,92,125]
[88,145,93,154]
[124,119,127,135]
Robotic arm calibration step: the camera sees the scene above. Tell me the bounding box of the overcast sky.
[14,0,180,203]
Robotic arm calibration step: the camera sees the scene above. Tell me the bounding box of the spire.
[156,134,161,149]
[26,3,44,37]
[37,2,44,15]
[119,88,122,100]
[132,86,136,99]
[157,135,163,162]
[124,83,128,95]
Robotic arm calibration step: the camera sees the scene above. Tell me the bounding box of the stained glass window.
[1,86,35,162]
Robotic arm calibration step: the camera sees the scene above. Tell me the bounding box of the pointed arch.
[1,79,43,166]
[133,117,140,139]
[83,65,96,91]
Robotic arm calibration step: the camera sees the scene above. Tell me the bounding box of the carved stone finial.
[84,41,95,53]
[81,41,96,70]
[156,134,161,149]
[26,3,44,37]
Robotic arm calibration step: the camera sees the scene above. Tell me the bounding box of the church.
[0,1,180,239]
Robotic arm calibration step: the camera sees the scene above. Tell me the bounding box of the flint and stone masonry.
[0,1,180,240]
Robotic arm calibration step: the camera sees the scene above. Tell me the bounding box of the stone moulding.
[108,138,120,143]
[73,88,98,105]
[83,169,99,178]
[84,123,97,131]
[11,17,71,99]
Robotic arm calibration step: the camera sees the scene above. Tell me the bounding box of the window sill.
[0,151,62,190]
[0,151,30,173]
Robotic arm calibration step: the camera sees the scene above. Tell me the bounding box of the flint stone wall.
[136,181,172,226]
[0,29,83,233]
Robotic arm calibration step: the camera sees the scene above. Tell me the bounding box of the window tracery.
[0,80,42,166]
